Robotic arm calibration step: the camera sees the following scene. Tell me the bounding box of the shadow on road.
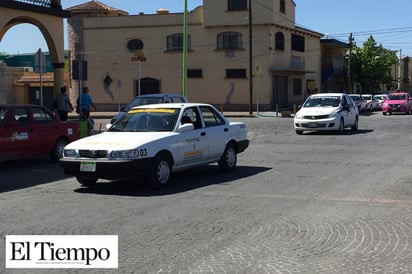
[74,165,271,196]
[0,157,70,193]
[302,129,374,136]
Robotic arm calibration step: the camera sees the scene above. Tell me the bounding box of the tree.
[350,36,398,92]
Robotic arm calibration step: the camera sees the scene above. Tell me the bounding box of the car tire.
[337,118,344,134]
[295,130,303,135]
[76,177,97,186]
[50,138,68,162]
[351,116,359,131]
[218,143,237,171]
[149,153,172,188]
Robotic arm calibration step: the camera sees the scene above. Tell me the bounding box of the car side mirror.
[178,123,194,132]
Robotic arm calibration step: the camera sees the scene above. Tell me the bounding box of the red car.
[0,104,81,162]
[382,92,412,115]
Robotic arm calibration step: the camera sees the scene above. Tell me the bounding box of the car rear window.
[388,94,407,100]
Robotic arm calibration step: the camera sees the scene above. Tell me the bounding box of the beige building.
[67,0,323,112]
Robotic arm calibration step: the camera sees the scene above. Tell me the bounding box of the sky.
[1,0,412,57]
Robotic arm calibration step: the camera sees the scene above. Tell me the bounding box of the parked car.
[373,94,388,110]
[382,92,412,115]
[60,103,249,188]
[348,94,367,112]
[362,94,379,111]
[111,94,188,124]
[0,104,80,162]
[294,93,359,135]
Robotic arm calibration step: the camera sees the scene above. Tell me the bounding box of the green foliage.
[350,36,398,91]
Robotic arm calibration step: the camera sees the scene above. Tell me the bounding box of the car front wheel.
[351,117,359,131]
[337,118,344,134]
[218,143,237,171]
[149,153,172,188]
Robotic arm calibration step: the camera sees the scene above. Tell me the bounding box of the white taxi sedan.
[60,103,249,188]
[294,93,359,135]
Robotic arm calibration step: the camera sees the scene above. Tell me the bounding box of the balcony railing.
[13,0,61,8]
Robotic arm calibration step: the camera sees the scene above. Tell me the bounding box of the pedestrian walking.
[55,86,73,121]
[76,86,97,120]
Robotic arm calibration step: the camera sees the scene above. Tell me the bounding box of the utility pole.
[182,0,188,97]
[248,0,253,114]
[398,49,402,90]
[347,33,353,93]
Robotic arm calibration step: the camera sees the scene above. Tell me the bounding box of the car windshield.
[303,96,341,108]
[109,107,180,132]
[126,97,164,110]
[349,95,360,101]
[362,95,372,100]
[388,94,407,100]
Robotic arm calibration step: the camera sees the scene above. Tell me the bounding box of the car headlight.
[111,149,139,159]
[382,103,388,107]
[328,110,338,118]
[64,149,78,158]
[295,112,304,119]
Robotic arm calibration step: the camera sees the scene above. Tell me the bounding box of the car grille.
[302,115,330,120]
[79,150,108,158]
[300,123,328,128]
[389,104,401,108]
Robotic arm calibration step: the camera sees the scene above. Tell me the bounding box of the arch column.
[52,62,64,94]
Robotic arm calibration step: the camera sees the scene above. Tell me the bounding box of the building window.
[279,0,286,13]
[275,32,285,50]
[293,78,302,95]
[167,33,191,51]
[226,69,246,78]
[217,32,243,50]
[291,34,305,52]
[228,0,247,11]
[187,69,203,78]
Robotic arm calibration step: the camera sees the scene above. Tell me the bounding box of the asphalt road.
[1,111,412,273]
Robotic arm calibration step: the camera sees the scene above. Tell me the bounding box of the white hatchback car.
[60,103,249,188]
[294,93,359,135]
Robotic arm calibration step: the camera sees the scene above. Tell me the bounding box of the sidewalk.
[69,111,291,119]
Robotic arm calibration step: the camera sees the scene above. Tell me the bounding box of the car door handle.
[224,128,229,132]
[200,132,206,136]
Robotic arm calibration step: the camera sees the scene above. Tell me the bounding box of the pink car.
[382,92,412,115]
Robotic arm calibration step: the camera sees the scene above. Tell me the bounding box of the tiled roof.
[66,0,128,15]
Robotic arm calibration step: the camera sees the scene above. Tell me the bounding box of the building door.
[136,77,160,96]
[272,76,288,110]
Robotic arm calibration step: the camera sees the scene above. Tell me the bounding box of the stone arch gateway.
[0,0,69,99]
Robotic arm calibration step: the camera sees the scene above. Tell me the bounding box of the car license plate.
[308,122,318,128]
[80,161,96,172]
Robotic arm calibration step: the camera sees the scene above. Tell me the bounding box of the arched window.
[217,32,243,50]
[167,33,191,51]
[275,32,285,51]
